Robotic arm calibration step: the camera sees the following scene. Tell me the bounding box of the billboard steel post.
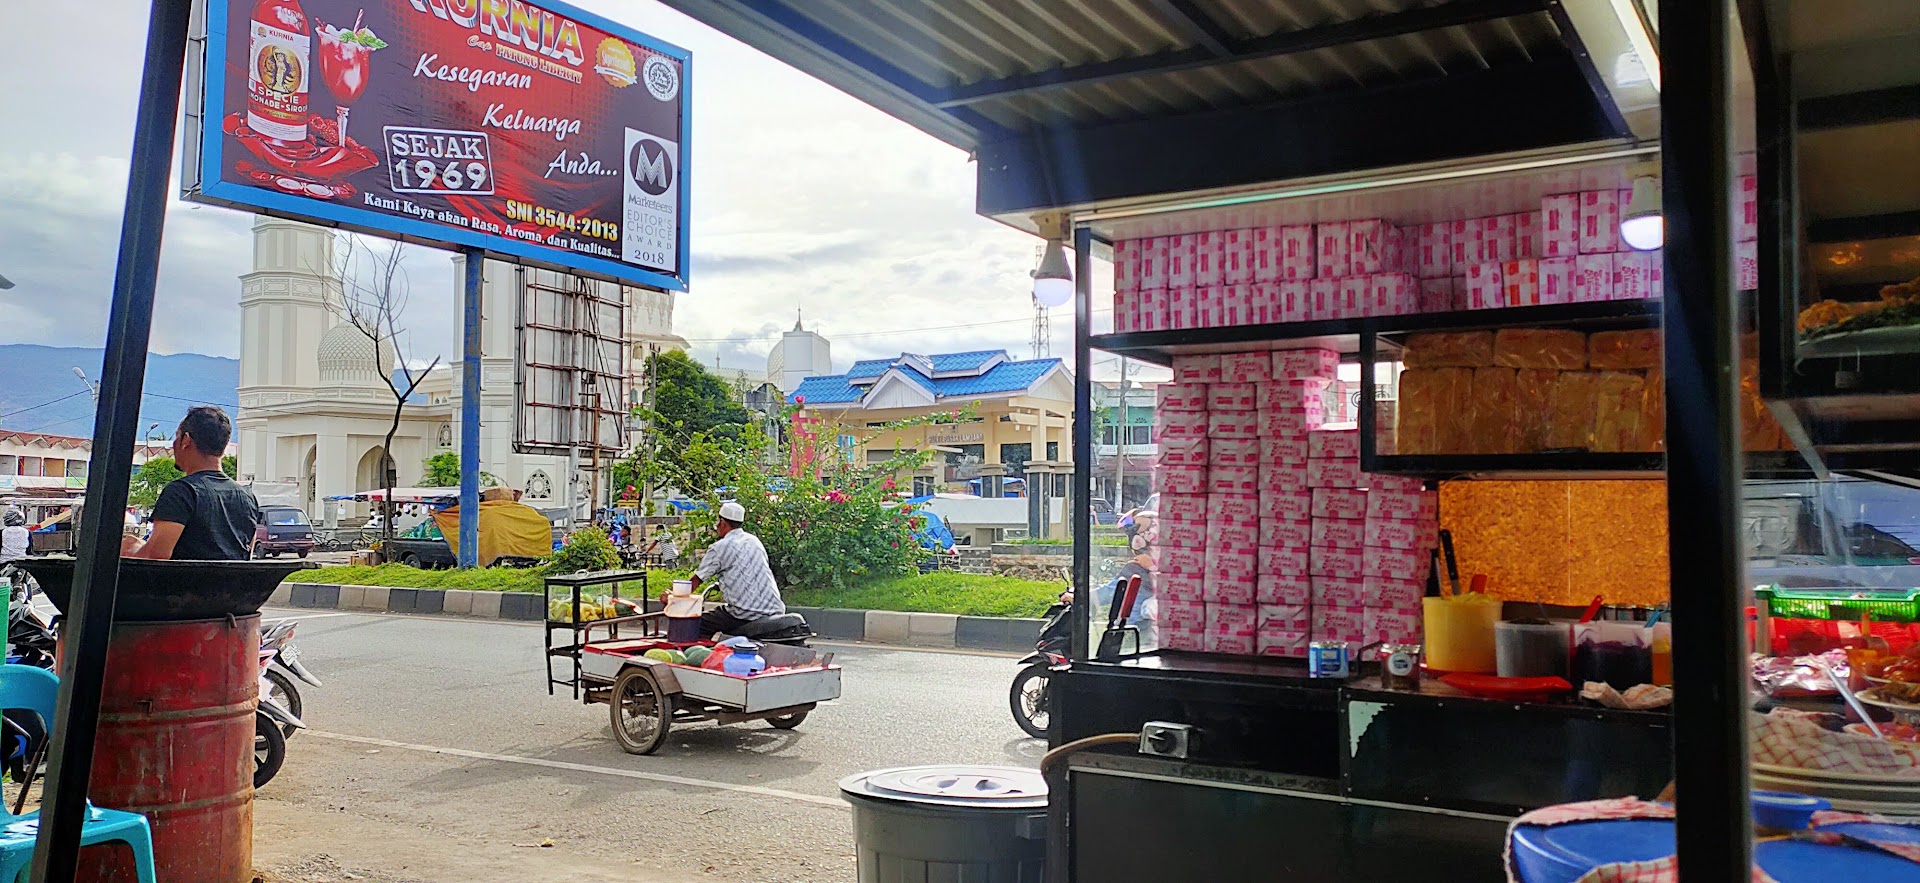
[459,248,483,568]
[31,0,192,878]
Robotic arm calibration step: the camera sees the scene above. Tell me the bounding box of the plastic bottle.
[721,641,766,676]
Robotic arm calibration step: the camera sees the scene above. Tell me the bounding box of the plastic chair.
[0,665,156,883]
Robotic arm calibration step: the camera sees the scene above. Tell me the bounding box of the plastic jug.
[664,580,703,643]
[721,640,766,676]
[1423,594,1502,673]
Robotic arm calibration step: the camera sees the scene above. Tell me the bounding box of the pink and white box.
[1415,223,1453,279]
[1365,517,1438,551]
[1308,457,1363,489]
[1138,236,1171,290]
[1205,631,1257,655]
[1310,546,1364,577]
[1313,575,1367,607]
[1736,175,1758,242]
[1160,547,1206,575]
[1201,286,1235,327]
[1161,465,1207,495]
[1259,378,1332,411]
[1349,220,1403,274]
[1332,276,1367,319]
[1366,273,1417,316]
[1363,548,1428,582]
[1540,257,1576,305]
[1114,239,1141,294]
[1209,437,1261,467]
[1162,626,1203,652]
[1250,227,1279,284]
[1168,234,1199,289]
[1579,190,1623,254]
[1615,250,1662,300]
[1367,488,1437,520]
[1272,281,1312,323]
[1419,278,1457,313]
[1163,597,1206,628]
[1257,630,1311,657]
[1259,405,1326,438]
[1274,348,1340,380]
[1259,545,1310,577]
[1112,288,1139,333]
[1258,574,1312,605]
[1171,354,1222,383]
[1574,254,1614,302]
[1502,259,1541,307]
[1158,381,1209,412]
[1208,411,1260,439]
[1465,262,1505,309]
[1479,215,1519,264]
[1220,285,1257,326]
[1158,493,1207,521]
[1450,218,1477,268]
[1736,241,1759,290]
[1516,212,1540,259]
[1260,517,1312,549]
[1209,574,1257,605]
[1262,436,1310,464]
[1208,382,1257,411]
[1541,194,1580,257]
[1135,288,1170,332]
[1161,518,1205,548]
[1221,351,1271,384]
[1366,577,1426,608]
[1167,287,1199,329]
[1258,604,1311,632]
[1313,488,1369,520]
[1279,225,1316,280]
[1262,489,1313,521]
[1207,465,1259,495]
[1221,229,1254,285]
[1160,573,1204,602]
[1260,462,1310,493]
[1206,603,1258,632]
[1313,605,1366,641]
[1365,608,1422,643]
[1156,408,1207,439]
[1210,493,1259,523]
[1159,435,1207,467]
[1205,549,1256,582]
[1316,222,1352,278]
[1309,429,1360,459]
[1307,278,1339,321]
[1311,518,1365,548]
[1193,231,1225,287]
[1210,520,1258,549]
[1368,474,1425,495]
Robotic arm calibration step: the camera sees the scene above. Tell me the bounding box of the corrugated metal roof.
[790,376,864,404]
[933,357,1061,397]
[845,358,893,379]
[929,349,1007,372]
[791,353,1062,404]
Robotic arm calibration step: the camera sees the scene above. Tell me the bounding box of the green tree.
[220,455,237,479]
[631,350,753,497]
[129,456,185,508]
[421,451,499,488]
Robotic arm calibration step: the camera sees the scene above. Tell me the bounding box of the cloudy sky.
[0,0,1117,381]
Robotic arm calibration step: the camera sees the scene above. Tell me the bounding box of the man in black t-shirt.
[123,406,259,561]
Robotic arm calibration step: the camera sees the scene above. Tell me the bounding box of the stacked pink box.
[1306,428,1368,649]
[1363,477,1437,651]
[1204,352,1263,654]
[1254,348,1337,657]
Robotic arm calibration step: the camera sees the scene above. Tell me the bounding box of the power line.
[0,390,89,421]
[677,307,1116,344]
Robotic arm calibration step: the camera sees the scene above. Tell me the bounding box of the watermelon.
[683,646,711,666]
[666,649,688,665]
[642,649,675,663]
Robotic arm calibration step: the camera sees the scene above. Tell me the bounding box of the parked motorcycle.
[254,646,306,788]
[1008,575,1146,738]
[260,619,320,738]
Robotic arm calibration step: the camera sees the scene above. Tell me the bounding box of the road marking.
[264,612,353,622]
[305,730,849,809]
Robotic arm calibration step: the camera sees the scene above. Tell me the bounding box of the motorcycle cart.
[568,635,842,754]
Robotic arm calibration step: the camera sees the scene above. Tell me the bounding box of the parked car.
[252,506,314,558]
[1745,479,1920,591]
[1091,497,1118,526]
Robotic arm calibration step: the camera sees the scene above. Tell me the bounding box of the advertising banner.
[187,0,689,290]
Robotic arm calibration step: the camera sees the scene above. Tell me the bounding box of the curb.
[273,583,1043,653]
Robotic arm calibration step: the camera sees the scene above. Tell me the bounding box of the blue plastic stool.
[1511,812,1920,883]
[0,665,156,882]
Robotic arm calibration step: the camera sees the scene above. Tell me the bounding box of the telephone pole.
[1114,357,1129,510]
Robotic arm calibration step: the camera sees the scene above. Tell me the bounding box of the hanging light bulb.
[1619,174,1664,251]
[1030,236,1074,308]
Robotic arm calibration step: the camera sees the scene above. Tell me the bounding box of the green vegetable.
[683,646,711,666]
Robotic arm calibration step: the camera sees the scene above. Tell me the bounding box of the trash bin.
[840,765,1048,883]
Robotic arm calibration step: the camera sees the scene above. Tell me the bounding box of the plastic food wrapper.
[1366,577,1426,608]
[1591,371,1648,452]
[1369,474,1424,494]
[1158,434,1208,467]
[1208,382,1258,411]
[1258,574,1312,605]
[1260,462,1310,493]
[1545,371,1600,450]
[1750,651,1848,699]
[1448,218,1476,268]
[1257,630,1310,658]
[1368,487,1437,521]
[1401,332,1495,368]
[1311,518,1366,549]
[1749,708,1920,776]
[1501,259,1541,307]
[1259,545,1311,577]
[1313,605,1366,639]
[1469,367,1521,454]
[1209,436,1261,466]
[1312,487,1369,520]
[1540,194,1580,257]
[1588,329,1661,370]
[1578,190,1623,254]
[1363,548,1427,581]
[1205,602,1258,630]
[1262,436,1310,464]
[1249,227,1279,284]
[1487,214,1520,263]
[1208,411,1260,439]
[1365,517,1438,551]
[1135,288,1170,332]
[1307,277,1339,321]
[1493,329,1588,370]
[1309,429,1359,459]
[1157,406,1208,434]
[1262,489,1313,521]
[1310,546,1365,577]
[1307,457,1363,489]
[1161,465,1207,495]
[1172,353,1222,383]
[1221,352,1271,383]
[1111,288,1137,333]
[1207,464,1259,494]
[1165,287,1197,329]
[1258,605,1311,632]
[1580,682,1673,710]
[1157,381,1209,412]
[1275,280,1312,322]
[1573,253,1614,302]
[1261,517,1312,548]
[1329,276,1366,320]
[1210,493,1260,523]
[1313,575,1366,607]
[1465,262,1505,309]
[1220,285,1257,327]
[1316,222,1352,278]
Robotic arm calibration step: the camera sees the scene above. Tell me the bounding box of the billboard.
[185,0,689,290]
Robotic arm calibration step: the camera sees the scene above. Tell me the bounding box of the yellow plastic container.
[1423,594,1503,673]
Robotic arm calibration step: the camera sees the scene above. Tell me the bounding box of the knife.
[1438,529,1462,596]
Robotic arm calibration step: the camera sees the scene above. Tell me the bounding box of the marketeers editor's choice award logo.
[643,55,679,101]
[623,129,678,272]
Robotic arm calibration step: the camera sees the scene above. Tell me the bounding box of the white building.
[233,218,685,525]
[765,313,833,393]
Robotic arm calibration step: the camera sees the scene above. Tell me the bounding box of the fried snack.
[1591,371,1647,452]
[1492,328,1588,370]
[1546,371,1600,450]
[1402,331,1495,368]
[1514,369,1557,453]
[1588,329,1662,370]
[1470,367,1520,454]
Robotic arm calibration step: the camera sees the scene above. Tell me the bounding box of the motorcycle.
[1008,575,1146,739]
[260,619,321,738]
[254,646,306,788]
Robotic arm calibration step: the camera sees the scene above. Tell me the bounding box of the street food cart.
[658,0,1920,878]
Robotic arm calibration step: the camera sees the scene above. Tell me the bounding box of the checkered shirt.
[695,528,786,618]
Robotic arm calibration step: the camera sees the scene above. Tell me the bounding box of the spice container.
[1571,621,1653,689]
[1495,620,1571,678]
[1380,643,1423,690]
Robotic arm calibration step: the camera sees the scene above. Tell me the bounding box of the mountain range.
[0,344,240,440]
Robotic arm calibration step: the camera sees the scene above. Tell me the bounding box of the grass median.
[297,564,1057,618]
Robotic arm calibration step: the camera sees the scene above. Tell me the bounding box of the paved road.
[254,609,1042,883]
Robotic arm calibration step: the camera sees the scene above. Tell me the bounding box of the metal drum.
[77,615,259,882]
[840,765,1048,883]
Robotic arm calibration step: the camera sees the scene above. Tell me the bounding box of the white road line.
[264,612,354,622]
[305,730,849,809]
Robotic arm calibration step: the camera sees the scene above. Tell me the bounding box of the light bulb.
[1619,175,1663,251]
[1032,276,1073,308]
[1030,236,1074,308]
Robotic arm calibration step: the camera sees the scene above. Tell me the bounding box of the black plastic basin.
[18,557,311,622]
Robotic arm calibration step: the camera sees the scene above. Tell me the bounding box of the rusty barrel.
[23,558,306,883]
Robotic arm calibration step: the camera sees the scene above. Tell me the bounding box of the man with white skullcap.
[689,500,786,637]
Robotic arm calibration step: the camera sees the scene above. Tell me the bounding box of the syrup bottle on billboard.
[246,0,311,144]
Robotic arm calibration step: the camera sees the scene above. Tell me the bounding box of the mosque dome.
[317,323,393,387]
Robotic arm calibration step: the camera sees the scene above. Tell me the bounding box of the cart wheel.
[766,711,808,730]
[1009,662,1052,738]
[610,668,673,755]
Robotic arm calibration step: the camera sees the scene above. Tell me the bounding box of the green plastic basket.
[1755,586,1920,624]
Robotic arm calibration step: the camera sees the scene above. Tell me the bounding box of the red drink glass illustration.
[317,19,381,145]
